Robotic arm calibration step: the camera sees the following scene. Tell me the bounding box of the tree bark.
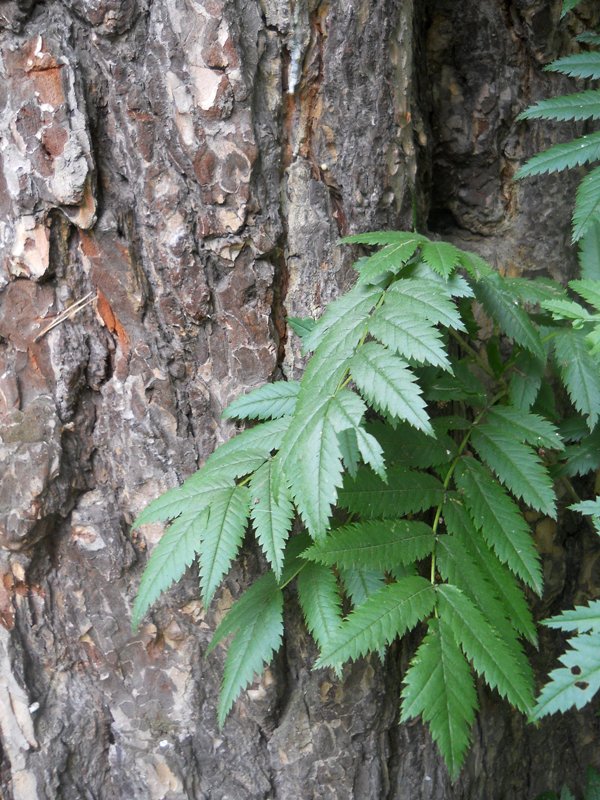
[0,0,598,798]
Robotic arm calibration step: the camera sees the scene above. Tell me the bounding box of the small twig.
[33,291,96,342]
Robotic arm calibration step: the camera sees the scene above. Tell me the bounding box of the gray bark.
[0,0,598,798]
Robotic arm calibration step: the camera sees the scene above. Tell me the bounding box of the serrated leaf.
[198,485,252,605]
[350,342,433,434]
[369,305,451,371]
[315,577,435,670]
[338,427,361,478]
[436,584,534,713]
[543,600,600,633]
[356,239,423,283]
[401,618,477,780]
[421,362,487,404]
[208,573,284,727]
[474,274,546,360]
[338,465,445,518]
[301,282,383,355]
[577,32,600,45]
[132,509,209,630]
[470,424,556,518]
[278,532,312,586]
[249,459,295,580]
[570,496,600,518]
[223,381,300,421]
[509,351,544,411]
[288,316,316,339]
[385,278,465,330]
[341,231,426,246]
[339,567,385,606]
[579,221,600,280]
[355,427,386,480]
[553,329,600,430]
[297,563,343,650]
[454,458,543,592]
[408,261,475,296]
[542,298,591,321]
[496,277,566,306]
[457,250,494,279]
[421,241,462,277]
[286,398,345,539]
[276,286,383,496]
[573,166,600,241]
[531,632,600,719]
[443,496,537,644]
[559,427,600,476]
[518,90,600,122]
[516,132,600,178]
[546,52,600,80]
[133,473,237,529]
[436,535,535,680]
[303,520,435,570]
[569,279,600,312]
[485,406,564,450]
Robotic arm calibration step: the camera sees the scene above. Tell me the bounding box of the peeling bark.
[0,1,599,798]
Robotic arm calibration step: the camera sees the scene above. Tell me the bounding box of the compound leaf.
[198,485,252,605]
[223,381,300,421]
[209,573,284,727]
[546,52,600,80]
[132,509,209,630]
[303,520,435,570]
[401,618,477,780]
[369,307,451,371]
[437,584,534,713]
[350,341,433,434]
[573,165,600,241]
[297,562,343,650]
[249,459,295,580]
[516,132,600,178]
[315,577,435,670]
[421,240,462,277]
[338,465,445,518]
[553,329,600,430]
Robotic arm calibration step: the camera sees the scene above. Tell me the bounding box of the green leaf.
[286,398,345,540]
[303,520,435,570]
[443,496,537,644]
[356,239,423,283]
[369,305,451,371]
[570,496,600,519]
[585,767,600,800]
[470,424,557,518]
[355,427,387,480]
[542,298,591,321]
[559,427,600,477]
[502,277,566,305]
[287,316,316,339]
[579,221,600,280]
[518,90,600,122]
[401,618,477,780]
[385,278,466,330]
[301,282,383,355]
[408,261,475,296]
[208,573,284,727]
[338,465,445,518]
[546,52,600,80]
[420,241,462,277]
[315,577,435,670]
[278,532,312,587]
[457,250,494,279]
[485,406,564,450]
[338,427,361,478]
[509,351,544,411]
[570,279,600,312]
[436,584,534,713]
[198,485,252,605]
[473,274,546,360]
[131,509,208,630]
[421,362,487,404]
[339,567,385,606]
[577,32,600,45]
[532,632,600,719]
[553,329,600,430]
[133,474,237,529]
[249,459,295,580]
[222,381,300,421]
[350,342,433,434]
[516,132,600,178]
[543,600,600,633]
[573,166,600,241]
[454,458,543,592]
[297,563,343,650]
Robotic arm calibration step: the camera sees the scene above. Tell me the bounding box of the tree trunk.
[0,0,598,798]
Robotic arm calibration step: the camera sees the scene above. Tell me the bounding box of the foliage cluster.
[131,0,600,780]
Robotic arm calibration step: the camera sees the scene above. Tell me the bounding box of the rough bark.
[0,1,598,798]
